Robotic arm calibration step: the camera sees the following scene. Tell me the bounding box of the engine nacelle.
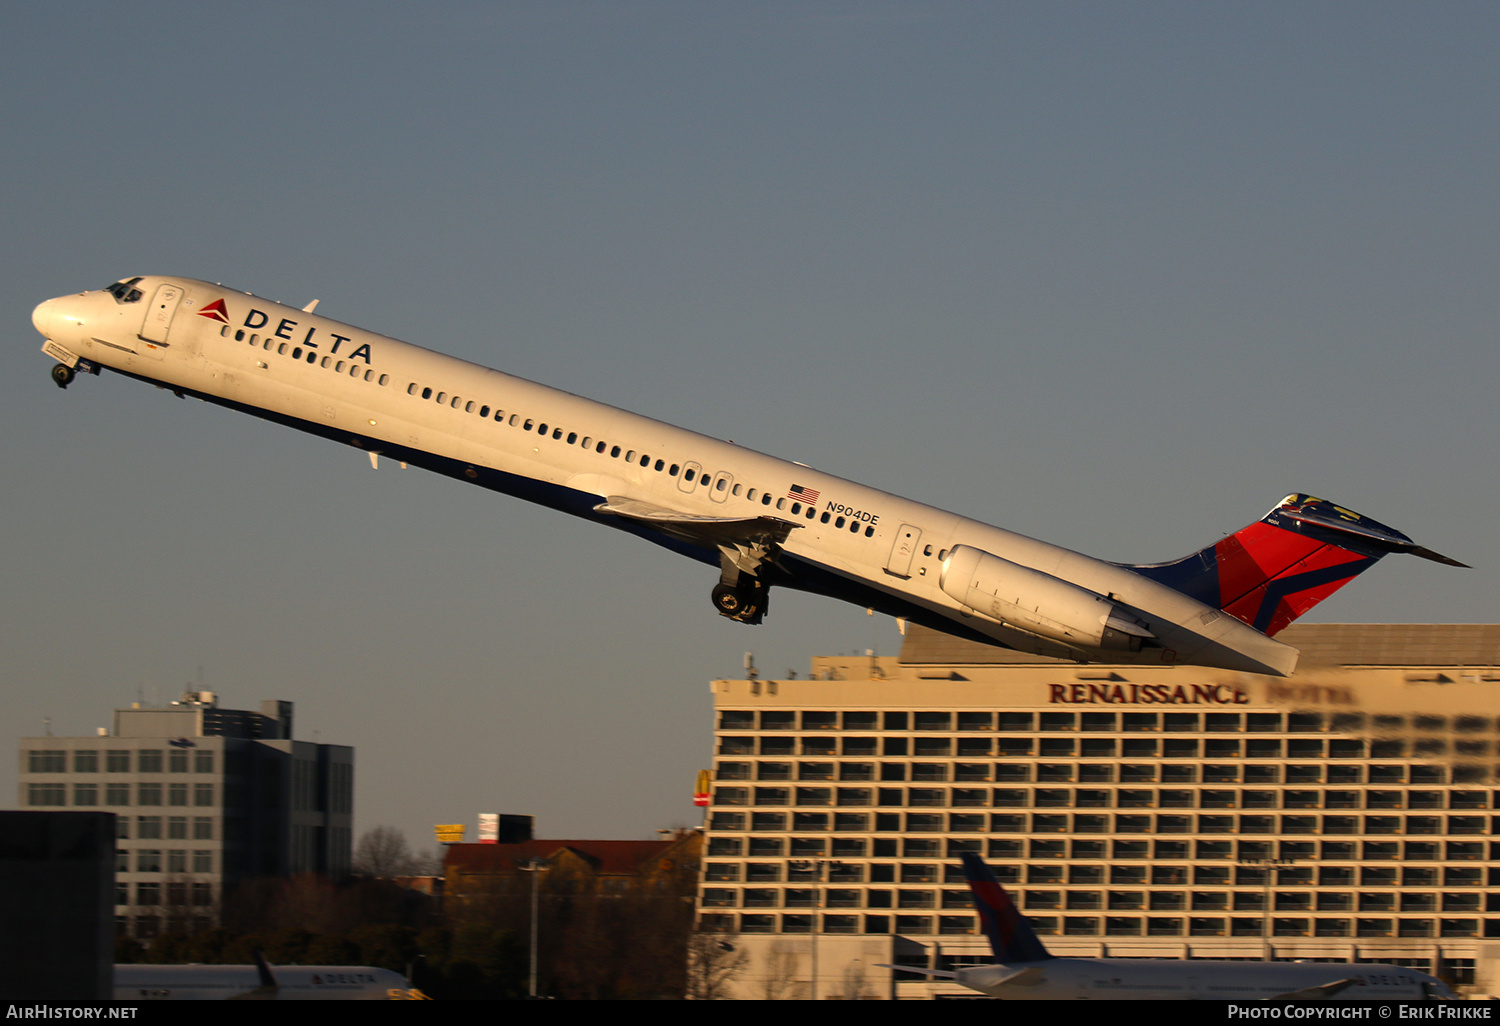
[939,545,1152,652]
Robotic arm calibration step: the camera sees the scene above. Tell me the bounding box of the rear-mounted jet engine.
[939,545,1154,652]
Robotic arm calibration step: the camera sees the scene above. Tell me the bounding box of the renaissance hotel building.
[695,623,1500,999]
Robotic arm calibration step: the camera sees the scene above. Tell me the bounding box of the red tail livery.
[1131,494,1467,636]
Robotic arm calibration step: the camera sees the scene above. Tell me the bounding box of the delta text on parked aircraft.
[885,854,1459,1000]
[33,276,1466,677]
[113,960,423,1000]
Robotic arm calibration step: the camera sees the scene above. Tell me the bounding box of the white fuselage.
[112,964,415,1000]
[957,958,1456,1000]
[35,276,1297,674]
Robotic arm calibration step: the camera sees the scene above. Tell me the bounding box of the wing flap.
[593,496,800,548]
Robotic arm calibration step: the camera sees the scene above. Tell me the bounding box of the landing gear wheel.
[51,363,75,389]
[712,584,745,617]
[711,582,767,625]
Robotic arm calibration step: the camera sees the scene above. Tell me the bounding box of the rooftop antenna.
[744,652,759,681]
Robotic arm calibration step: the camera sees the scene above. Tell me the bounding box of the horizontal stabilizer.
[1409,545,1469,568]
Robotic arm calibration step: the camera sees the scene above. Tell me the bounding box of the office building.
[695,624,1500,998]
[18,691,353,937]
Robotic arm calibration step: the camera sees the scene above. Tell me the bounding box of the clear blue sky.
[3,2,1494,848]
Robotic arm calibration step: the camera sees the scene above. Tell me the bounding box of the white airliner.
[33,277,1464,676]
[887,854,1459,1000]
[113,961,422,1000]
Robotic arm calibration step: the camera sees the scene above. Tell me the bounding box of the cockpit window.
[105,277,144,303]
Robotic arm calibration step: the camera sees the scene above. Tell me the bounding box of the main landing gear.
[712,580,768,625]
[51,363,75,389]
[712,543,773,625]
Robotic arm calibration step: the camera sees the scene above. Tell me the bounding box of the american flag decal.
[788,484,820,504]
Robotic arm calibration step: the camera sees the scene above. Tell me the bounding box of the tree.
[353,825,420,878]
[685,931,749,1000]
[759,941,805,1000]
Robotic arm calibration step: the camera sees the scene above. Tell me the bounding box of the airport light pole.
[519,858,550,998]
[790,859,845,1000]
[1237,858,1299,961]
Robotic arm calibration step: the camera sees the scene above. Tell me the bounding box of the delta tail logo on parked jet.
[33,276,1467,677]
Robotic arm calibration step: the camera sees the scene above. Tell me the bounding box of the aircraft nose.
[32,297,57,338]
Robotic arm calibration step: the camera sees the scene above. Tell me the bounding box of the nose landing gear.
[51,363,75,389]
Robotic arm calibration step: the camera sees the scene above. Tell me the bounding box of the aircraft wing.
[593,496,800,550]
[877,964,1044,988]
[1269,977,1360,1000]
[876,964,958,979]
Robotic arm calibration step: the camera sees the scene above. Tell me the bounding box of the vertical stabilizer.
[1129,494,1466,637]
[961,853,1053,963]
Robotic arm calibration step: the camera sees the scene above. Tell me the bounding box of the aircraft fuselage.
[32,276,1326,675]
[956,957,1454,1000]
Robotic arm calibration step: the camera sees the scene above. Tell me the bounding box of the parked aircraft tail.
[1128,494,1466,637]
[961,853,1052,963]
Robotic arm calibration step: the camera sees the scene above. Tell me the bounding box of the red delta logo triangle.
[198,298,230,323]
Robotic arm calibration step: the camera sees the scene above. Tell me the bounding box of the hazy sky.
[3,2,1495,848]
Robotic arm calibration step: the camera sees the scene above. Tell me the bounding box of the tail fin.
[1130,494,1467,637]
[960,853,1052,963]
